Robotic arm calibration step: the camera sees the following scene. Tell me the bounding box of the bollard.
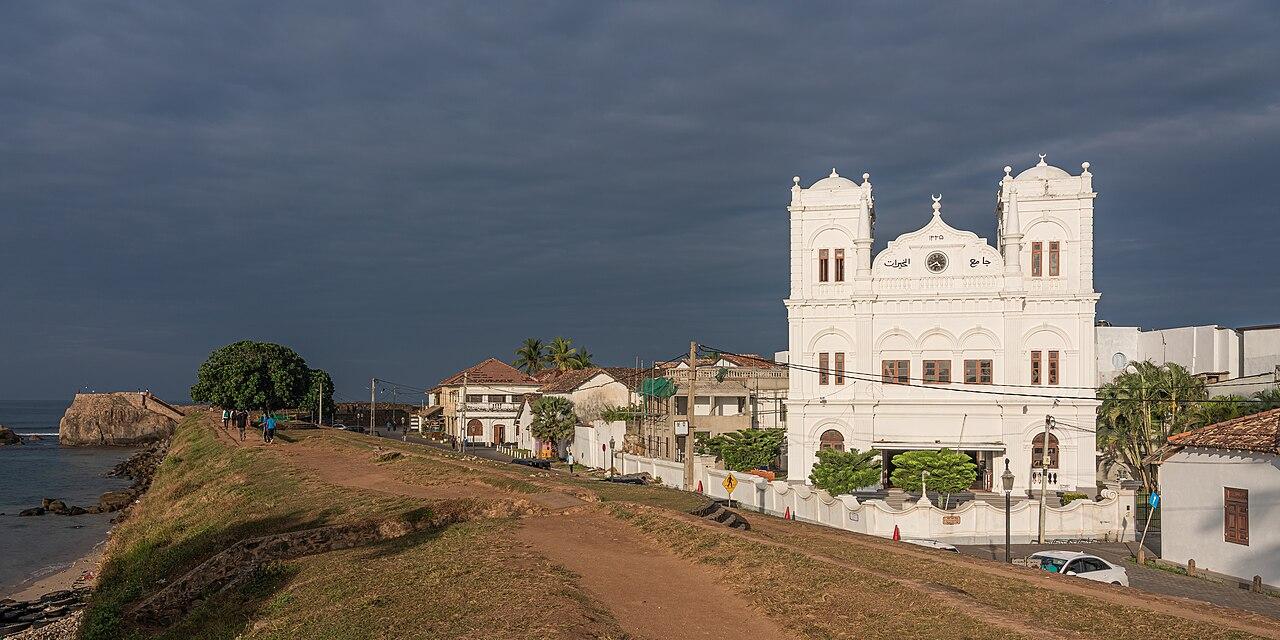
[1137,547,1146,565]
[1187,559,1196,576]
[1253,576,1264,594]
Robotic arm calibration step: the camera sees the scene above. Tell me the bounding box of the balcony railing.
[458,402,522,413]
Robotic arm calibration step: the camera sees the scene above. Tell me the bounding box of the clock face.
[926,251,948,273]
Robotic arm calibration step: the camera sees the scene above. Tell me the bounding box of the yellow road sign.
[722,473,738,495]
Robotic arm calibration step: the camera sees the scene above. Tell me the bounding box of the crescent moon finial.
[1037,153,1048,166]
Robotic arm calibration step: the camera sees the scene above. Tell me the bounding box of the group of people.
[221,409,278,443]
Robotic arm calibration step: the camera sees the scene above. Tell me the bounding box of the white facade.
[1096,324,1241,383]
[1161,448,1279,587]
[785,158,1100,493]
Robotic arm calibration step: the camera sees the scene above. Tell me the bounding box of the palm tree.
[1193,395,1253,427]
[1252,388,1280,412]
[569,348,595,370]
[530,395,577,455]
[1097,361,1207,491]
[513,338,547,375]
[547,337,579,371]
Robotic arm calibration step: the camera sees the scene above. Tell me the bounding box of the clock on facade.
[926,251,948,273]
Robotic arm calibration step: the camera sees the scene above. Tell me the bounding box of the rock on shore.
[0,425,21,446]
[58,392,183,446]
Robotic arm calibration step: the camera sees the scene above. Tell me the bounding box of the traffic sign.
[1148,493,1160,509]
[722,473,738,495]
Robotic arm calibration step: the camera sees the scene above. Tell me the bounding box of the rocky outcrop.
[0,426,21,446]
[58,393,184,446]
[0,588,89,638]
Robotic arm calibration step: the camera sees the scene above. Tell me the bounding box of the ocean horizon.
[0,399,134,596]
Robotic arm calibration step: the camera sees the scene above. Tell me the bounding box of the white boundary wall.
[620,453,1137,545]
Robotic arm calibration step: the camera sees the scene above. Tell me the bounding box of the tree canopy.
[514,336,594,372]
[700,428,785,471]
[530,395,577,450]
[190,341,311,411]
[514,338,548,375]
[299,369,335,423]
[809,448,881,495]
[890,449,976,507]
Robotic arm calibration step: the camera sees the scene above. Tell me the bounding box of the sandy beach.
[4,541,103,601]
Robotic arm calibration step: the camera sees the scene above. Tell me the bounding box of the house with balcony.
[427,358,541,446]
[635,354,788,462]
[514,367,644,466]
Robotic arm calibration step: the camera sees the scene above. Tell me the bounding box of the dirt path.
[513,511,791,640]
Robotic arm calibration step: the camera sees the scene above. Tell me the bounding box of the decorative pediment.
[872,197,1004,279]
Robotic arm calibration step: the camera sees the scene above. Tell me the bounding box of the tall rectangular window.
[1224,487,1249,545]
[881,360,910,385]
[1031,242,1043,277]
[834,352,845,385]
[923,360,951,384]
[818,352,830,385]
[964,359,993,384]
[1030,351,1042,385]
[1048,241,1060,277]
[1048,350,1060,385]
[834,249,845,282]
[818,249,830,282]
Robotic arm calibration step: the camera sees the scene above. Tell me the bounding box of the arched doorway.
[493,424,506,445]
[819,429,845,452]
[1032,432,1059,468]
[466,419,483,442]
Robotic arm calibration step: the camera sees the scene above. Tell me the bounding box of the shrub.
[1059,491,1090,505]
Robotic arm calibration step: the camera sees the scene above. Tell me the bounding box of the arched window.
[1032,432,1059,468]
[819,429,845,452]
[467,419,483,437]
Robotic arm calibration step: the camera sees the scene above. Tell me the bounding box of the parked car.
[902,538,959,553]
[1030,551,1129,586]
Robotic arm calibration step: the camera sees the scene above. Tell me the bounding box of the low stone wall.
[59,393,183,446]
[620,453,1137,544]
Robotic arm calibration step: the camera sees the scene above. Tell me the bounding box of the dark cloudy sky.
[3,2,1279,402]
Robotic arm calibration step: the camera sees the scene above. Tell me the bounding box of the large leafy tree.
[530,395,577,453]
[890,449,976,508]
[514,338,548,375]
[702,428,785,471]
[298,369,336,424]
[809,448,881,495]
[190,341,310,411]
[1097,361,1206,491]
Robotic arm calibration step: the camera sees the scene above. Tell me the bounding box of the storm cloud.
[2,2,1278,400]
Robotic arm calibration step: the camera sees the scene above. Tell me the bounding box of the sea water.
[0,400,134,596]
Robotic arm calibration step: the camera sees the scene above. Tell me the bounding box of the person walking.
[222,409,231,429]
[264,413,277,444]
[236,410,247,441]
[567,452,575,476]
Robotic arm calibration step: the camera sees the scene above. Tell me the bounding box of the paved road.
[397,433,514,463]
[959,542,1280,620]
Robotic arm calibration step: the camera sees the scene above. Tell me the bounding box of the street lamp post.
[1002,459,1015,563]
[608,436,616,478]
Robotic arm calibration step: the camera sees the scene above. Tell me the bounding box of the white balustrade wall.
[619,453,1137,545]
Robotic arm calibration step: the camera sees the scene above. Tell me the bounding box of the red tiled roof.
[438,358,539,386]
[538,368,608,393]
[1167,408,1280,454]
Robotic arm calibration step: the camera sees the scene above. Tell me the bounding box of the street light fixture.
[1002,459,1015,563]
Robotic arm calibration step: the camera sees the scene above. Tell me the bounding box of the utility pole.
[317,377,323,427]
[1038,414,1054,543]
[459,371,468,453]
[683,341,697,491]
[370,378,377,437]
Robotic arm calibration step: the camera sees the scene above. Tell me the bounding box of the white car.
[1030,551,1129,587]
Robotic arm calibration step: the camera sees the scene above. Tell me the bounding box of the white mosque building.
[784,156,1099,495]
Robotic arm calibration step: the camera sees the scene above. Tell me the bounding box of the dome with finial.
[1013,153,1071,180]
[807,167,860,190]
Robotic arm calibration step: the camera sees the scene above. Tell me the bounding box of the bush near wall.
[1059,491,1090,505]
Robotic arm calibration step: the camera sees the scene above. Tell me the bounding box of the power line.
[700,344,1279,405]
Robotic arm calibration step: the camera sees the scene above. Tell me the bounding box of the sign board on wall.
[942,515,961,525]
[674,420,689,436]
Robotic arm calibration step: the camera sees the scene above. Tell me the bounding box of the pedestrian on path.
[236,410,247,441]
[567,452,575,476]
[222,409,231,428]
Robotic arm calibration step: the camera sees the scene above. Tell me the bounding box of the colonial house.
[636,354,789,461]
[514,366,642,468]
[427,358,541,446]
[784,157,1100,494]
[1159,408,1280,590]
